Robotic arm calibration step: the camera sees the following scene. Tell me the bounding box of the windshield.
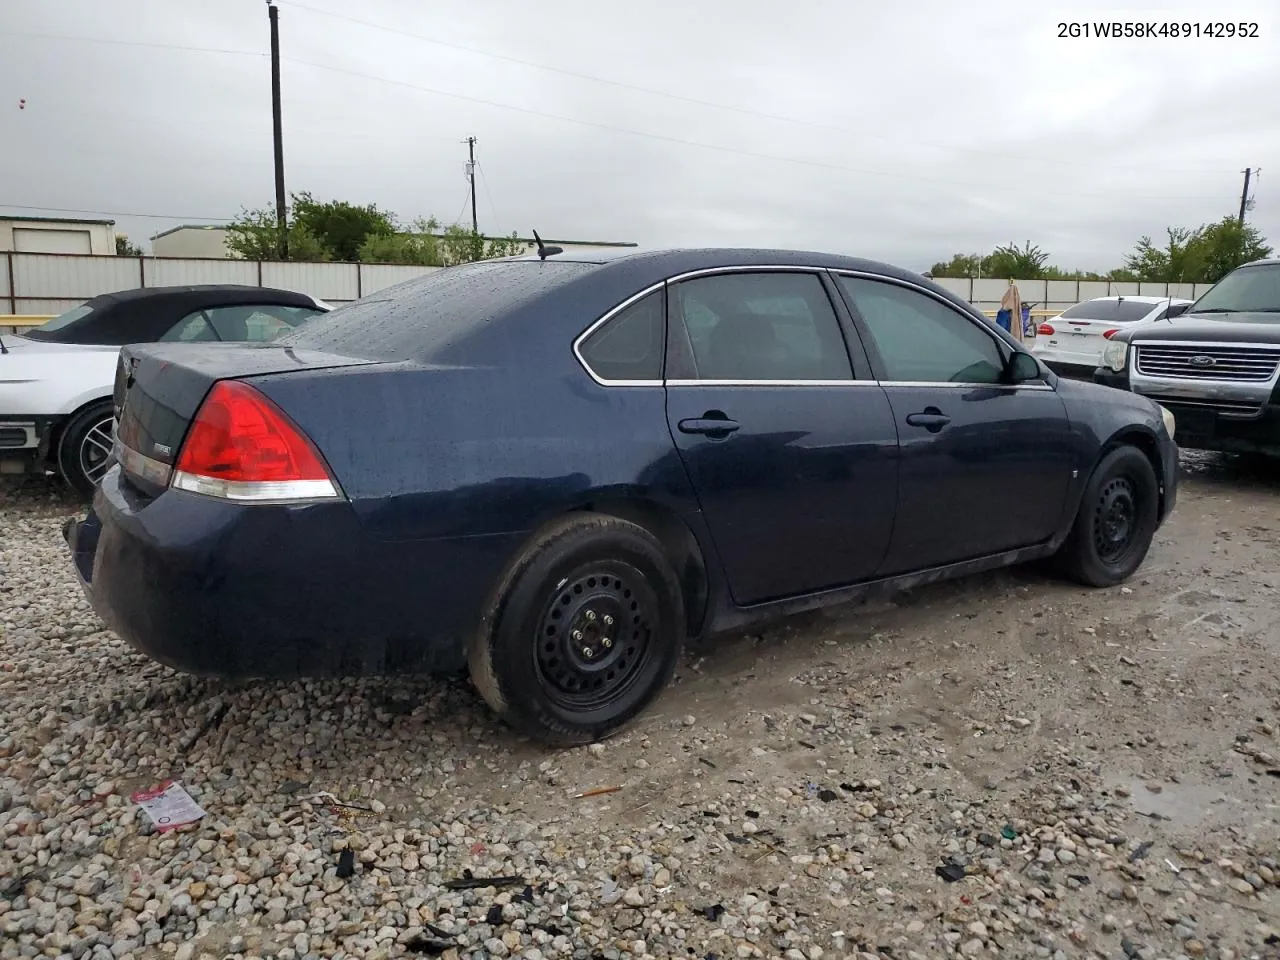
[1058,299,1157,322]
[22,303,95,339]
[1191,263,1280,314]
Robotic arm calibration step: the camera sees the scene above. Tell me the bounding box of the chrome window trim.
[572,265,835,387]
[665,379,875,387]
[573,264,1055,392]
[571,280,668,388]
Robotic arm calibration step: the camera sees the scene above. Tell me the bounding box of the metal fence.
[934,276,1215,315]
[1,250,1218,322]
[1,251,441,316]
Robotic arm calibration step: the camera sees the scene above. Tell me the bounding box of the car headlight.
[1158,403,1176,439]
[1101,340,1129,372]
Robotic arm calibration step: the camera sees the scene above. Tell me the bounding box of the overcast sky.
[1,0,1276,271]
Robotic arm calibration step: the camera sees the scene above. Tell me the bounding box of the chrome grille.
[1135,344,1280,382]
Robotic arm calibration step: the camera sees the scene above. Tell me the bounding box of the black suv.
[1095,258,1280,456]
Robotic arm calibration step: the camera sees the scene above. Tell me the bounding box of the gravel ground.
[3,456,1280,960]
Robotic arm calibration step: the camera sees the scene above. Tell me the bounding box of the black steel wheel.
[470,514,685,746]
[57,401,116,500]
[1055,445,1160,587]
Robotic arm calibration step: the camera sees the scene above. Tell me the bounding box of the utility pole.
[466,136,478,235]
[268,1,288,259]
[1238,167,1252,225]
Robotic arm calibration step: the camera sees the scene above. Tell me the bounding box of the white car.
[1032,296,1193,372]
[1,285,329,496]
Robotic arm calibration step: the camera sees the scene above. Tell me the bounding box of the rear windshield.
[21,303,95,340]
[279,259,598,361]
[1058,299,1157,322]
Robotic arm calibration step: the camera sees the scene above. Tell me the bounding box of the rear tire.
[469,514,685,746]
[1054,445,1159,587]
[56,401,115,500]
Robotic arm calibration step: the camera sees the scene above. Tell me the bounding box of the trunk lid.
[113,342,380,493]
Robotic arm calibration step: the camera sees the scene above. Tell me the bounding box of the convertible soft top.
[22,285,322,346]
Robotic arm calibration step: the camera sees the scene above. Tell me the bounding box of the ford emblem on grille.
[1189,355,1216,367]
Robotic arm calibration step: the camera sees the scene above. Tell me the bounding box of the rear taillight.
[172,380,340,501]
[1038,323,1055,336]
[1102,328,1121,339]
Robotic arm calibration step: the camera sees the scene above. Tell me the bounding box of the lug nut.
[581,646,594,659]
[571,629,583,641]
[603,614,614,626]
[601,637,613,649]
[585,610,597,622]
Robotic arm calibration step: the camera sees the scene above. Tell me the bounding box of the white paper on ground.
[130,780,206,832]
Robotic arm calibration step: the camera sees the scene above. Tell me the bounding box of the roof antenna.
[532,229,562,260]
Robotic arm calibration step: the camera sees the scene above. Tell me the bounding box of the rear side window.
[578,291,664,382]
[669,272,853,381]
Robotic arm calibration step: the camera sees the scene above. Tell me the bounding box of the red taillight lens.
[1038,323,1055,336]
[172,380,338,500]
[1102,328,1121,339]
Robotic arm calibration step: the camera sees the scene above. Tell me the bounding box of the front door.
[663,270,900,605]
[834,274,1075,575]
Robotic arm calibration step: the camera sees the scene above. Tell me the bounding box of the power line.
[9,25,1224,179]
[281,55,1227,203]
[6,31,264,58]
[0,203,234,221]
[475,161,502,235]
[283,1,1225,177]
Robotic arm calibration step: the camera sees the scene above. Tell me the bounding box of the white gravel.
[3,465,1280,960]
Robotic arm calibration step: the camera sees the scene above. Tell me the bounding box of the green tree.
[290,192,396,262]
[1122,226,1205,282]
[986,241,1050,279]
[358,217,444,265]
[928,253,985,277]
[225,204,329,261]
[114,234,143,256]
[1194,216,1273,283]
[484,231,524,260]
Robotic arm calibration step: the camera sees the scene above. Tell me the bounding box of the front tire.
[1055,445,1160,587]
[469,514,685,746]
[56,402,116,500]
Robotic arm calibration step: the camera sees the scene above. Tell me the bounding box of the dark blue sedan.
[66,248,1179,744]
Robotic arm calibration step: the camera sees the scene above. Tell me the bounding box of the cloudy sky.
[1,0,1276,272]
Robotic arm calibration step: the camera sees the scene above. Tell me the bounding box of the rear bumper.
[70,467,526,678]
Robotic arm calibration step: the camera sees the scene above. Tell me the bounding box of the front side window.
[837,276,1006,384]
[161,304,322,343]
[669,272,852,381]
[577,290,664,382]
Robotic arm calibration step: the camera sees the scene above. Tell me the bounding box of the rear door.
[663,269,900,605]
[833,274,1075,575]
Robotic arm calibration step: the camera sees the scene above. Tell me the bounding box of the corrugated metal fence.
[1,251,441,316]
[935,276,1215,315]
[1,250,1217,319]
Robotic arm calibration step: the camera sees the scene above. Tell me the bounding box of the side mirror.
[1006,351,1042,384]
[1164,302,1191,319]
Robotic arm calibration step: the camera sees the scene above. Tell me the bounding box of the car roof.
[89,284,318,307]
[1076,295,1193,305]
[286,246,1004,368]
[27,285,324,346]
